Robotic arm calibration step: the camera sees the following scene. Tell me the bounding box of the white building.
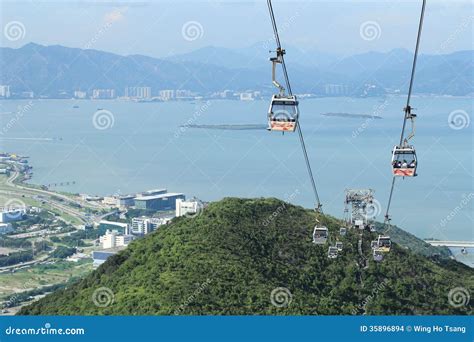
[102,196,119,207]
[99,229,134,249]
[176,198,201,217]
[131,217,168,235]
[74,90,87,99]
[0,223,13,234]
[239,92,254,101]
[92,89,116,99]
[0,85,11,98]
[159,90,175,101]
[131,217,153,235]
[125,87,151,99]
[0,209,26,223]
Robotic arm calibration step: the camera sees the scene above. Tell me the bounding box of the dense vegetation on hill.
[20,198,473,315]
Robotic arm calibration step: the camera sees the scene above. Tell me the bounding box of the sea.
[0,96,472,265]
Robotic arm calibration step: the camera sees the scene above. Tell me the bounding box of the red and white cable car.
[391,145,417,177]
[267,95,299,132]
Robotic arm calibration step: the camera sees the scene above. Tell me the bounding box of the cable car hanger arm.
[266,0,322,211]
[399,0,426,146]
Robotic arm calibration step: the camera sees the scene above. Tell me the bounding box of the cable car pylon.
[266,0,322,212]
[384,0,426,228]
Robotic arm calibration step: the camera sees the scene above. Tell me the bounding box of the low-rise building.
[131,217,167,235]
[99,229,134,249]
[118,195,135,208]
[92,247,125,268]
[102,196,119,207]
[0,223,13,235]
[176,198,202,217]
[0,209,26,223]
[98,220,129,235]
[141,189,167,197]
[134,193,185,211]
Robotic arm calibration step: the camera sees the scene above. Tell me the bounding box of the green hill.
[19,198,473,315]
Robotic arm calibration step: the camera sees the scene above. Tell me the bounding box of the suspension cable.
[267,0,322,211]
[384,0,426,225]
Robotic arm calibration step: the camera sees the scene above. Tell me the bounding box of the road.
[2,167,105,224]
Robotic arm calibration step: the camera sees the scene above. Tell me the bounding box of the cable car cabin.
[369,224,376,232]
[312,226,328,245]
[377,235,392,253]
[328,246,338,259]
[371,240,379,250]
[335,241,343,251]
[373,249,384,262]
[391,145,417,177]
[339,227,347,236]
[267,95,299,132]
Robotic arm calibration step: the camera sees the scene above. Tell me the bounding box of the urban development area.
[0,152,203,315]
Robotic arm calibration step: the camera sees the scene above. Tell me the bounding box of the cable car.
[335,241,343,251]
[267,95,299,132]
[370,240,379,250]
[369,224,376,232]
[391,145,417,177]
[339,227,347,236]
[377,235,392,253]
[312,226,328,245]
[373,249,384,262]
[328,246,338,259]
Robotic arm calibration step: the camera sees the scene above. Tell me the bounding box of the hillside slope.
[20,198,473,315]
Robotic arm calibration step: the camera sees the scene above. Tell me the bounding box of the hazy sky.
[0,0,472,58]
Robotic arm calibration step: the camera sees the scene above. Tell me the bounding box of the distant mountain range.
[0,43,472,97]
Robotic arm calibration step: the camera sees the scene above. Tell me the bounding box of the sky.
[0,0,472,58]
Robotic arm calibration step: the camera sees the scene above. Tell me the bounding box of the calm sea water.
[0,97,472,245]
